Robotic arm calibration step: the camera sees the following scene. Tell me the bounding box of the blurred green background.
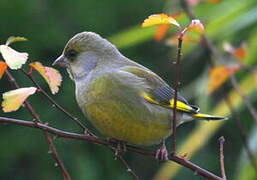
[1,0,257,179]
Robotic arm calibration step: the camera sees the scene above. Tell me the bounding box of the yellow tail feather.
[192,113,227,120]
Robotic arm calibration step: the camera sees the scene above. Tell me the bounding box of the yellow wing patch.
[141,92,195,113]
[169,99,195,112]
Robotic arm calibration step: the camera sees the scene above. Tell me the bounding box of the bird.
[53,31,226,160]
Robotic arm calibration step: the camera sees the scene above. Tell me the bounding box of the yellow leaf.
[0,61,7,79]
[187,19,205,34]
[208,65,240,94]
[0,45,28,70]
[2,87,37,112]
[30,62,62,94]
[142,14,180,28]
[6,36,27,46]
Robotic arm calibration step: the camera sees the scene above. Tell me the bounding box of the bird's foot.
[107,138,127,157]
[155,141,169,161]
[115,141,127,156]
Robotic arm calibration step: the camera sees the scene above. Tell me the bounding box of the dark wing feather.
[120,66,193,107]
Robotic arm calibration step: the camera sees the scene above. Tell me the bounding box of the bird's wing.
[120,66,199,114]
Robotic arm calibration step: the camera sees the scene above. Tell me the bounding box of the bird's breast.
[75,72,172,145]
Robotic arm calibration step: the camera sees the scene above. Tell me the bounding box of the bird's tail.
[192,113,227,120]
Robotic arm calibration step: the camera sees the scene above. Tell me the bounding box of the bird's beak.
[52,55,68,68]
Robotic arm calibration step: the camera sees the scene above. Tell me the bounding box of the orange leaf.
[187,19,205,34]
[234,44,247,60]
[223,42,247,61]
[155,24,171,41]
[208,65,240,94]
[30,62,62,94]
[0,61,7,79]
[2,87,37,112]
[142,14,180,28]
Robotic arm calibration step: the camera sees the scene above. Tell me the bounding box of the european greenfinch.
[53,32,225,158]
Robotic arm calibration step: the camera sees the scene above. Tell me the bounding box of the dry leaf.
[142,14,180,28]
[30,62,62,94]
[0,61,7,79]
[208,65,240,94]
[2,87,37,112]
[0,45,28,70]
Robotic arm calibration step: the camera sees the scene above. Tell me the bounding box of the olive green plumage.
[53,32,226,146]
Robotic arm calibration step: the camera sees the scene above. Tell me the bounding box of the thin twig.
[115,154,139,180]
[230,75,257,123]
[172,28,186,153]
[0,116,224,180]
[21,68,94,135]
[5,70,71,180]
[219,136,227,180]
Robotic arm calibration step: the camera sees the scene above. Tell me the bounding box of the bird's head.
[53,31,120,80]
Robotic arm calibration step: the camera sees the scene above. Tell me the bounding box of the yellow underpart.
[141,92,194,112]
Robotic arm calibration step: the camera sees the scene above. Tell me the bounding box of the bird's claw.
[107,138,127,157]
[155,141,169,161]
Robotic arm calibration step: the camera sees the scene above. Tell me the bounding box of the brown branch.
[21,68,94,135]
[0,116,224,180]
[171,30,184,153]
[219,136,227,180]
[169,153,223,180]
[5,70,71,180]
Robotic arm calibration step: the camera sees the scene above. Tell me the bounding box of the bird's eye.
[66,49,78,59]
